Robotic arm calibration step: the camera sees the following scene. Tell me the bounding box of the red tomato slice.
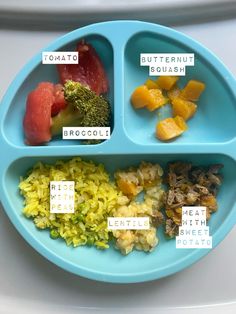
[51,84,67,117]
[57,40,109,95]
[23,82,68,145]
[37,82,54,92]
[23,86,53,145]
[36,82,67,117]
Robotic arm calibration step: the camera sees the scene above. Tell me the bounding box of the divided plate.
[0,21,236,283]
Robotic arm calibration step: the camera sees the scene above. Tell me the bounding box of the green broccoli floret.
[64,80,111,128]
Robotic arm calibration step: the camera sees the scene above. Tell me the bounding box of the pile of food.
[19,158,123,249]
[113,162,165,254]
[23,40,110,145]
[131,76,205,141]
[19,157,223,255]
[164,162,223,238]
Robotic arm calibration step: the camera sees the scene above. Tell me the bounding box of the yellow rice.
[19,157,122,249]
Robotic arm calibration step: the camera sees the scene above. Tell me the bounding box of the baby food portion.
[164,162,223,238]
[131,85,167,111]
[57,40,109,95]
[23,83,55,145]
[131,76,205,141]
[19,157,122,249]
[51,81,111,138]
[113,162,165,254]
[23,40,110,146]
[156,116,188,141]
[19,158,223,255]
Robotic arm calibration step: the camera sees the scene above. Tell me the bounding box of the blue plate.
[0,21,236,283]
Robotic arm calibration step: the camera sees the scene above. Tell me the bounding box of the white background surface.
[0,18,236,314]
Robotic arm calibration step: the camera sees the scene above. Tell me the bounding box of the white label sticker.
[107,217,150,230]
[62,127,111,140]
[176,206,212,249]
[140,53,194,76]
[42,52,79,64]
[50,181,74,213]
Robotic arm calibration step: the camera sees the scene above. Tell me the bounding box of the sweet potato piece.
[146,89,167,111]
[181,80,205,101]
[166,208,182,225]
[157,76,179,90]
[145,79,159,89]
[156,116,187,141]
[172,98,197,120]
[201,195,218,212]
[117,179,138,197]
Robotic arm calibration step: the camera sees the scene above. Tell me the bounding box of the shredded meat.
[164,162,223,238]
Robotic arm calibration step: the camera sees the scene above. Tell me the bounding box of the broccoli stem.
[51,102,82,136]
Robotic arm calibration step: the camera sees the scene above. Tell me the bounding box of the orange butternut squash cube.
[173,116,188,131]
[172,98,197,120]
[131,85,150,109]
[156,116,187,141]
[146,88,167,111]
[131,85,167,111]
[181,80,205,101]
[145,79,159,89]
[157,76,179,90]
[167,86,181,101]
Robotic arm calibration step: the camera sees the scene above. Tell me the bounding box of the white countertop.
[0,17,236,314]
